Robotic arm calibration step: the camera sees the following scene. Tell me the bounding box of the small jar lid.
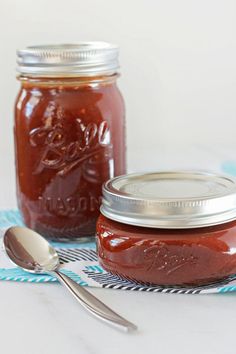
[17,42,119,77]
[101,171,236,229]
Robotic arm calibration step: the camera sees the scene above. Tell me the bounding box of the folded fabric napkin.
[1,209,236,294]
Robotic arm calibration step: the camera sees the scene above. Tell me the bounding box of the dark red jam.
[97,214,236,286]
[15,76,126,240]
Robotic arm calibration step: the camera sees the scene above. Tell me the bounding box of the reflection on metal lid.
[17,42,119,77]
[101,171,236,229]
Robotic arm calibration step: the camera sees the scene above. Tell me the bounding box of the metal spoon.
[3,226,137,332]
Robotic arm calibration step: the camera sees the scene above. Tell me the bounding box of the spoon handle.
[52,270,137,332]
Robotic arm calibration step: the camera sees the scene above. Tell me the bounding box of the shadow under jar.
[15,43,126,241]
[96,171,236,286]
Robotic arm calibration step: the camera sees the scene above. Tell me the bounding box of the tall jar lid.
[17,42,119,77]
[101,171,236,229]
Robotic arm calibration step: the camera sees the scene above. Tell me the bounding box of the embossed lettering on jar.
[15,43,126,240]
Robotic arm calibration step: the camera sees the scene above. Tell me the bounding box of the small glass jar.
[15,43,126,241]
[96,171,236,286]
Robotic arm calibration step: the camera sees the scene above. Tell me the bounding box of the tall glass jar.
[15,43,126,241]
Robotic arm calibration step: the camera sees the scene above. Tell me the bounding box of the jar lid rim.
[16,42,119,77]
[101,171,236,229]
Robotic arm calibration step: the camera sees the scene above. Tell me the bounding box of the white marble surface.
[1,146,236,354]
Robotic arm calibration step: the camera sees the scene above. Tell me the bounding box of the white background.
[1,2,236,354]
[1,0,236,197]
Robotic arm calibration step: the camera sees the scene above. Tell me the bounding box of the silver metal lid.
[101,171,236,229]
[17,42,119,77]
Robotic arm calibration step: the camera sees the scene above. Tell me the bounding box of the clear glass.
[15,75,126,241]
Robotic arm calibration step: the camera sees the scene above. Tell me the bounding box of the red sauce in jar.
[97,215,236,286]
[15,75,126,240]
[96,171,236,286]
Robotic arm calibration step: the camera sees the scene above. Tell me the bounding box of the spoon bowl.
[4,226,59,273]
